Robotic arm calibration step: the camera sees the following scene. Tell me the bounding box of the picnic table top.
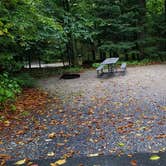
[101,57,119,65]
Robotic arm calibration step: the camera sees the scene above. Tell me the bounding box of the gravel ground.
[1,65,166,161]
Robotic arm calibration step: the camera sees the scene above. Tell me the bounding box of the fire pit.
[60,73,80,79]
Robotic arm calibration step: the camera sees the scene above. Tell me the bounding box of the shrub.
[14,73,36,88]
[64,66,83,73]
[0,73,21,107]
[92,63,100,68]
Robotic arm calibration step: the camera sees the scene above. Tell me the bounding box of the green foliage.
[64,66,83,73]
[0,0,165,75]
[13,73,36,88]
[92,58,163,68]
[0,53,23,72]
[0,73,21,106]
[92,63,100,68]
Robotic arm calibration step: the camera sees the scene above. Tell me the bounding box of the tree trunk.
[28,54,31,69]
[135,0,146,60]
[125,50,128,61]
[109,50,112,58]
[90,42,96,61]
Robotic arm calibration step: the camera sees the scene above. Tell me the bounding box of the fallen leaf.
[78,164,84,166]
[0,154,11,160]
[50,159,66,166]
[16,130,25,135]
[160,106,166,111]
[27,162,33,166]
[128,154,133,158]
[0,160,6,166]
[156,134,166,139]
[62,150,75,159]
[88,153,99,157]
[3,120,10,127]
[57,143,65,146]
[48,132,56,139]
[149,155,160,161]
[14,159,27,165]
[27,163,38,166]
[118,142,125,147]
[45,139,52,142]
[47,152,55,157]
[130,160,137,166]
[146,136,152,140]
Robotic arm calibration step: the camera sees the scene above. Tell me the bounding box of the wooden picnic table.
[101,57,119,73]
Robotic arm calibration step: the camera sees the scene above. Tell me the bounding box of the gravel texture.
[0,64,166,160]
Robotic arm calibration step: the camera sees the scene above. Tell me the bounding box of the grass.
[92,59,165,69]
[25,66,83,78]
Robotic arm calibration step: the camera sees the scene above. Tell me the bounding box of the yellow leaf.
[47,152,55,157]
[88,153,99,157]
[150,155,160,160]
[50,159,66,166]
[118,142,125,147]
[161,106,166,111]
[4,120,10,126]
[14,159,27,165]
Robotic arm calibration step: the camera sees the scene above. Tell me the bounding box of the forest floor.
[0,64,166,165]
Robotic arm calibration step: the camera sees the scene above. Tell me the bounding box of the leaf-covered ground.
[0,65,166,164]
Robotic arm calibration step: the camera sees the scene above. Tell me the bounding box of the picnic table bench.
[121,63,127,72]
[96,64,104,76]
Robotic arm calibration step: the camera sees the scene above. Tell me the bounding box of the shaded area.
[6,152,166,166]
[60,74,80,79]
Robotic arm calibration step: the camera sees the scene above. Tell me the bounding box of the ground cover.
[0,65,166,165]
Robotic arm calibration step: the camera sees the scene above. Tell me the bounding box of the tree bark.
[90,41,96,61]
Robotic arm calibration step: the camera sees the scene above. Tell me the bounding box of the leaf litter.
[0,68,166,163]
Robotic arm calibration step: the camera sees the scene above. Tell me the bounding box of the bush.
[92,63,100,68]
[0,73,21,107]
[0,53,23,73]
[14,73,36,88]
[64,66,83,73]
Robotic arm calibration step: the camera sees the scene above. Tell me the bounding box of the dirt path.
[38,64,166,101]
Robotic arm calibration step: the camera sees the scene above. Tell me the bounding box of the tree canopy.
[0,0,165,72]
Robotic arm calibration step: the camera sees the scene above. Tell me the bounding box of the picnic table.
[101,57,119,73]
[96,57,119,76]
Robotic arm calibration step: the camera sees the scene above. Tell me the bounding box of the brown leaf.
[130,160,137,166]
[156,134,166,139]
[0,154,11,160]
[48,132,56,139]
[146,136,153,140]
[16,130,25,135]
[50,120,58,125]
[57,143,65,147]
[0,160,6,166]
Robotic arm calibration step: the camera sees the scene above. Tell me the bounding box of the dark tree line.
[0,0,165,72]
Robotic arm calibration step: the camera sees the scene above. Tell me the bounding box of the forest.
[0,0,166,106]
[0,1,166,164]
